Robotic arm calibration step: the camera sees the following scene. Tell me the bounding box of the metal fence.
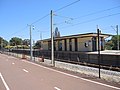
[10,49,120,69]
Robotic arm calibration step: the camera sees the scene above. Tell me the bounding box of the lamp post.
[111,25,119,50]
[1,39,3,51]
[97,27,101,78]
[28,25,34,61]
[116,25,119,50]
[51,10,55,66]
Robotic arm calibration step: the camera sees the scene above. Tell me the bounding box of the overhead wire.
[7,0,120,40]
[54,0,80,12]
[4,26,28,41]
[54,14,73,26]
[31,14,50,25]
[31,0,80,25]
[74,13,120,26]
[60,12,120,29]
[2,0,80,41]
[52,0,80,26]
[54,14,73,20]
[31,0,81,34]
[74,5,120,20]
[54,5,120,26]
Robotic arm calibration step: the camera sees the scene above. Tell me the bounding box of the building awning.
[41,33,112,42]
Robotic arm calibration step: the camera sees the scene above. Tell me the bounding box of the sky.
[0,0,120,42]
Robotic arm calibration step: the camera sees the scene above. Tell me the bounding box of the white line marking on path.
[54,87,61,90]
[22,69,29,73]
[0,73,10,90]
[12,63,15,65]
[23,60,120,90]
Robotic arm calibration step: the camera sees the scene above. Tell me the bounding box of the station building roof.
[41,33,111,42]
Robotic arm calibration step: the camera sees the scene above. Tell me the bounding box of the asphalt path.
[0,54,120,90]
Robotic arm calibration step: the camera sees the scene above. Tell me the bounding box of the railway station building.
[40,33,111,52]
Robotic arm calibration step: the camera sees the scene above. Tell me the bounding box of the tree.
[9,37,22,46]
[22,39,30,46]
[111,35,120,50]
[0,37,8,49]
[34,41,41,49]
[105,40,113,50]
[3,39,8,47]
[105,35,120,50]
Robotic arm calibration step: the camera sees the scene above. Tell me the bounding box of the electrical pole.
[33,40,35,62]
[28,25,34,61]
[51,10,55,66]
[116,25,119,50]
[30,25,33,61]
[111,25,119,50]
[40,32,42,40]
[1,39,3,51]
[97,26,101,78]
[40,32,42,49]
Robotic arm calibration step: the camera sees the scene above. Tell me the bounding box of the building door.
[92,37,97,51]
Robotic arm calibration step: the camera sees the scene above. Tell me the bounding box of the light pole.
[116,25,119,50]
[97,26,101,78]
[111,25,119,50]
[28,25,34,61]
[1,39,3,50]
[51,10,55,66]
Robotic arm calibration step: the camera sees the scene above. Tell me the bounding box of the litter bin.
[22,54,26,59]
[39,56,44,62]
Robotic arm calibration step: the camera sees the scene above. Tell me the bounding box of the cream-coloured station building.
[40,33,110,52]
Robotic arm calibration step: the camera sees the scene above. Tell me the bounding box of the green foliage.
[9,37,22,46]
[105,40,113,50]
[22,39,30,46]
[5,45,29,49]
[3,40,8,47]
[111,35,120,50]
[0,37,8,48]
[16,45,29,49]
[105,35,120,50]
[4,37,30,49]
[5,45,14,49]
[0,37,30,50]
[34,41,41,49]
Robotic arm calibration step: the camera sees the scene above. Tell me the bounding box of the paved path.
[0,54,119,90]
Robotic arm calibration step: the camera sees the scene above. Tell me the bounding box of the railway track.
[2,50,120,72]
[55,58,120,72]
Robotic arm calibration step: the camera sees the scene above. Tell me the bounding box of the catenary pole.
[97,26,101,78]
[28,25,34,61]
[51,10,55,66]
[30,25,33,61]
[116,25,119,50]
